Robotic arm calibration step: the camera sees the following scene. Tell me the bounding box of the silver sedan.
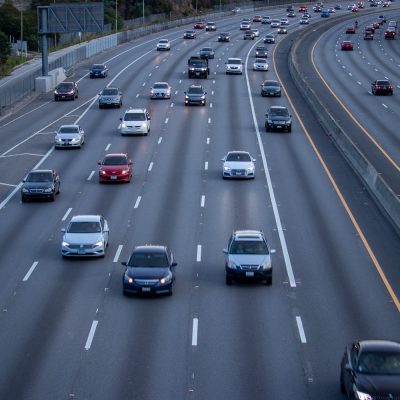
[54,124,84,148]
[253,59,269,71]
[150,82,172,99]
[222,151,256,179]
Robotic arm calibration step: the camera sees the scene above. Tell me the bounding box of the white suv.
[225,58,243,75]
[119,108,151,135]
[156,39,170,51]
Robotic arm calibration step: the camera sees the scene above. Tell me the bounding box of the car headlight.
[262,260,272,270]
[253,63,257,68]
[121,123,127,128]
[228,260,238,269]
[44,187,53,193]
[62,241,70,247]
[55,137,62,142]
[247,166,255,172]
[150,89,154,94]
[100,170,107,175]
[223,166,231,171]
[124,274,133,284]
[185,95,189,100]
[267,119,273,124]
[200,95,205,100]
[94,240,103,247]
[22,188,29,193]
[159,272,173,285]
[71,137,80,143]
[190,68,195,71]
[355,392,372,400]
[121,169,129,174]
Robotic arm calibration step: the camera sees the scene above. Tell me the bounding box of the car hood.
[187,92,205,98]
[55,88,73,93]
[23,181,53,189]
[356,373,400,395]
[228,254,270,265]
[224,161,254,169]
[268,114,290,121]
[126,267,169,279]
[152,88,170,93]
[63,232,104,245]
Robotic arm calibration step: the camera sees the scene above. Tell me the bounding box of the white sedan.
[156,39,170,51]
[253,59,269,71]
[55,124,85,148]
[222,151,256,179]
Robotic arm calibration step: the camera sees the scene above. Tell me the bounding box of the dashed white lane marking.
[136,94,139,98]
[142,82,146,86]
[192,318,199,346]
[211,90,214,95]
[148,73,152,77]
[113,245,123,263]
[296,316,307,343]
[357,81,362,85]
[175,90,178,95]
[62,208,73,222]
[170,103,174,108]
[204,161,208,170]
[201,195,205,207]
[134,196,141,209]
[105,143,111,151]
[158,137,163,144]
[208,118,211,124]
[23,261,38,282]
[179,79,182,84]
[165,117,169,124]
[382,104,388,109]
[148,162,154,171]
[87,170,95,181]
[206,138,210,144]
[85,320,98,350]
[196,245,202,262]
[210,103,213,108]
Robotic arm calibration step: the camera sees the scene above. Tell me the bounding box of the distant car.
[184,84,207,106]
[300,17,309,24]
[334,4,342,9]
[346,26,356,33]
[262,16,271,24]
[232,7,241,13]
[287,11,296,17]
[382,1,390,6]
[264,34,275,43]
[61,215,109,258]
[218,32,230,42]
[299,5,307,12]
[253,58,269,71]
[225,58,243,74]
[156,39,171,50]
[321,11,330,17]
[98,87,123,108]
[240,21,251,30]
[271,19,280,28]
[287,5,294,12]
[183,30,196,39]
[199,47,215,59]
[255,46,268,58]
[341,41,354,50]
[90,63,108,78]
[277,27,288,34]
[280,17,289,25]
[253,15,262,22]
[364,31,374,40]
[205,21,216,31]
[328,7,335,12]
[351,6,358,12]
[265,105,292,132]
[98,153,133,183]
[119,108,151,135]
[122,245,177,296]
[150,82,171,99]
[21,169,60,202]
[340,340,400,399]
[55,124,85,148]
[222,151,256,179]
[378,15,386,23]
[251,28,260,37]
[302,12,311,18]
[384,29,396,39]
[54,81,78,101]
[261,80,281,97]
[371,80,393,95]
[194,21,205,29]
[224,230,273,285]
[372,21,380,29]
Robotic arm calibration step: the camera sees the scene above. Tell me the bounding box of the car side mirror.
[223,248,228,254]
[104,228,109,233]
[120,118,123,121]
[271,249,276,254]
[121,261,127,266]
[252,158,256,162]
[172,262,178,267]
[61,228,66,233]
[345,363,352,371]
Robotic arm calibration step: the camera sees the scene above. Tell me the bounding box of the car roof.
[358,340,400,353]
[263,80,280,84]
[29,169,53,174]
[125,108,147,113]
[227,151,251,155]
[233,230,265,240]
[132,245,167,254]
[70,215,102,222]
[59,124,79,129]
[269,105,287,110]
[228,57,242,61]
[103,153,128,158]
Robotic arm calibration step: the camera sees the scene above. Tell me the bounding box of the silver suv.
[223,230,273,285]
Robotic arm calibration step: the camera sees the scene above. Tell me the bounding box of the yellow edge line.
[271,34,400,312]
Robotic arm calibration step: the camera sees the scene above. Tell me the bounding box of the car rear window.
[269,108,289,116]
[102,88,118,95]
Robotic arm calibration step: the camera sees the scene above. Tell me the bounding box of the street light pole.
[142,0,145,25]
[115,0,118,33]
[20,7,23,57]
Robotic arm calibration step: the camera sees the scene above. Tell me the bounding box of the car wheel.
[226,275,233,285]
[265,125,270,132]
[57,185,60,195]
[50,193,55,202]
[99,104,103,109]
[266,276,272,285]
[287,126,292,133]
[340,374,345,394]
[21,196,26,203]
[123,290,129,296]
[167,287,173,296]
[54,97,58,102]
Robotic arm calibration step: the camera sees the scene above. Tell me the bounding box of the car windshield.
[226,153,251,162]
[68,221,101,233]
[124,113,145,121]
[188,87,204,94]
[159,39,168,43]
[57,83,73,90]
[230,240,269,254]
[102,88,118,95]
[59,126,79,134]
[103,156,127,166]
[256,47,266,51]
[357,352,400,374]
[270,108,289,116]
[264,81,279,87]
[202,48,212,52]
[92,64,104,70]
[191,61,205,67]
[128,253,168,267]
[228,59,241,65]
[185,31,193,34]
[255,59,267,63]
[26,172,53,182]
[153,83,168,89]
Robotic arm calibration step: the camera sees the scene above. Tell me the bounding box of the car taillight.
[388,86,393,89]
[377,86,381,89]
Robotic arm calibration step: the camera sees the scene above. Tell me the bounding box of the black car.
[340,340,400,399]
[371,80,393,95]
[218,32,230,42]
[265,105,292,132]
[54,82,78,101]
[264,34,276,44]
[199,47,215,59]
[184,85,207,106]
[122,245,177,296]
[183,30,196,39]
[89,63,108,78]
[255,46,268,58]
[21,169,60,202]
[261,80,281,97]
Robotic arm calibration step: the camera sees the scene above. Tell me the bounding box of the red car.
[194,21,205,29]
[299,5,307,12]
[384,29,396,39]
[98,153,133,183]
[253,15,262,22]
[372,21,380,29]
[351,6,358,12]
[341,41,354,50]
[346,26,356,33]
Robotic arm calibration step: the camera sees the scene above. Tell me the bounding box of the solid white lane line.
[113,245,123,263]
[382,104,388,109]
[85,320,98,350]
[201,195,205,207]
[105,143,111,151]
[204,161,208,170]
[62,208,73,222]
[196,245,202,262]
[87,170,95,181]
[134,196,141,209]
[148,162,154,171]
[23,261,38,282]
[296,316,307,343]
[158,137,163,144]
[165,117,169,124]
[192,318,199,346]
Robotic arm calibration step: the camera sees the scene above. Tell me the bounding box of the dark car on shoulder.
[21,169,60,202]
[54,81,78,101]
[122,245,177,296]
[340,340,400,399]
[371,79,393,95]
[265,105,292,132]
[89,63,108,78]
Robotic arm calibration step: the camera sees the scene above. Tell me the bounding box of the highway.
[0,3,399,399]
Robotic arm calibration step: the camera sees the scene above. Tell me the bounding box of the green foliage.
[0,30,11,74]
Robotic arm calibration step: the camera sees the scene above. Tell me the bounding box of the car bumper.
[99,174,131,182]
[253,66,268,71]
[261,91,281,97]
[151,93,171,99]
[226,268,272,281]
[21,192,54,201]
[62,244,105,257]
[90,73,106,78]
[157,46,170,50]
[54,94,74,100]
[99,101,120,107]
[185,99,206,105]
[223,170,255,178]
[55,141,81,148]
[120,127,148,135]
[267,123,291,131]
[123,280,172,295]
[226,69,242,74]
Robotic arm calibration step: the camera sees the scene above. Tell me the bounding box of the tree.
[0,30,11,73]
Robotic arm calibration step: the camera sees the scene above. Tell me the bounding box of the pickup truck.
[188,56,209,79]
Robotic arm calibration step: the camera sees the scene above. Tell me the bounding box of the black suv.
[223,230,273,285]
[371,80,393,95]
[340,340,400,399]
[255,46,268,58]
[122,245,177,296]
[265,106,292,132]
[54,82,78,101]
[89,63,108,78]
[21,169,60,202]
[261,80,281,97]
[184,85,207,106]
[218,32,230,42]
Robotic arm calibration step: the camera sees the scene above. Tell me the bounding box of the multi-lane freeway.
[0,2,399,399]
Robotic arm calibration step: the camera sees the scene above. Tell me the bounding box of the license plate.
[245,271,254,277]
[235,171,243,175]
[276,125,282,128]
[78,249,85,255]
[142,287,151,292]
[110,176,117,180]
[195,72,200,75]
